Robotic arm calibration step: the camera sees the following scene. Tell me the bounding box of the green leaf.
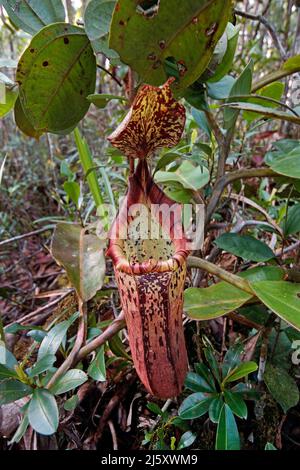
[64,394,79,411]
[268,148,300,180]
[63,181,81,208]
[253,54,300,92]
[204,348,221,384]
[264,364,299,413]
[224,102,300,125]
[109,0,232,93]
[224,362,258,384]
[179,392,214,420]
[51,223,106,302]
[192,108,211,136]
[282,204,300,237]
[37,312,78,360]
[209,396,223,423]
[194,362,216,390]
[108,333,131,361]
[50,369,88,395]
[224,60,253,130]
[184,284,252,320]
[208,23,239,83]
[9,411,30,444]
[215,404,240,450]
[251,281,300,331]
[0,380,33,405]
[0,88,18,118]
[242,82,285,122]
[177,431,197,450]
[265,442,277,450]
[185,371,216,393]
[224,391,247,419]
[147,402,163,416]
[28,389,59,435]
[74,128,104,208]
[84,0,118,59]
[88,346,106,382]
[0,363,18,379]
[155,161,209,191]
[164,186,194,203]
[184,266,284,320]
[27,354,56,378]
[14,97,43,139]
[0,343,18,369]
[1,0,66,35]
[16,23,96,134]
[87,93,127,109]
[207,75,235,100]
[215,233,275,262]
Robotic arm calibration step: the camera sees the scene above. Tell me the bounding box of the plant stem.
[187,256,254,295]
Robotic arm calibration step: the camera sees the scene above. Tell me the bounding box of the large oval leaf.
[250,280,300,331]
[184,283,252,320]
[268,148,300,179]
[109,0,232,92]
[215,233,275,262]
[155,161,209,191]
[1,0,66,35]
[28,389,59,435]
[16,23,96,134]
[184,266,284,320]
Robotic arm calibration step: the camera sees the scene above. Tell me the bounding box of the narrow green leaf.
[0,363,18,380]
[224,362,258,384]
[185,371,216,393]
[0,344,18,369]
[224,60,253,130]
[215,404,240,450]
[27,354,56,378]
[282,204,300,237]
[37,312,78,360]
[87,346,106,381]
[209,396,223,423]
[224,390,247,419]
[74,128,104,207]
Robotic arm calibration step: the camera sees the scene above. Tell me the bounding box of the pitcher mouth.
[107,239,189,275]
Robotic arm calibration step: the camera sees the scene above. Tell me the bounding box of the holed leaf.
[109,0,233,93]
[16,23,96,134]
